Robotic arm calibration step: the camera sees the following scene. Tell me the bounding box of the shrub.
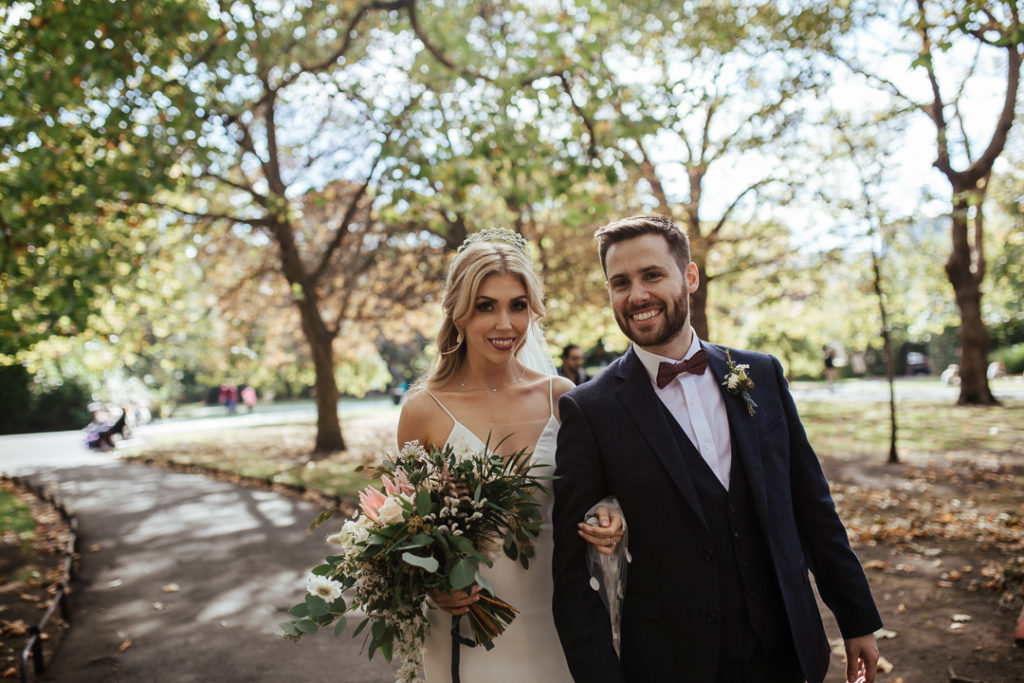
[994,343,1024,375]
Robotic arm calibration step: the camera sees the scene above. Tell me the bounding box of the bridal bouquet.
[280,439,547,682]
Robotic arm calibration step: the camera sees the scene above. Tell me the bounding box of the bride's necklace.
[457,368,525,393]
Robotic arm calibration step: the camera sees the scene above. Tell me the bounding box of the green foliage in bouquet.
[279,439,548,682]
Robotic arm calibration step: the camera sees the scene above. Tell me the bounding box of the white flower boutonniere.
[722,350,757,416]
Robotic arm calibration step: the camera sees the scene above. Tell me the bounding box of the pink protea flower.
[358,486,388,523]
[382,470,415,497]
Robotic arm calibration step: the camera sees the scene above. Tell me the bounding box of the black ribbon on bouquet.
[450,614,494,683]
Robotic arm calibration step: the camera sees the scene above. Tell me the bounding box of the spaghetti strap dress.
[419,379,573,682]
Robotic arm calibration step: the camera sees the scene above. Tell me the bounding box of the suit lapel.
[704,343,770,522]
[616,347,708,532]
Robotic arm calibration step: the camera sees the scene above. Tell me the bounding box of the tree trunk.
[944,194,997,406]
[690,257,710,341]
[297,296,346,455]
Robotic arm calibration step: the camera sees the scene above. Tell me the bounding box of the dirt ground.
[0,478,73,680]
[821,453,1024,683]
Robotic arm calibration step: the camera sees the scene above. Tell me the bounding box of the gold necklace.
[457,369,525,393]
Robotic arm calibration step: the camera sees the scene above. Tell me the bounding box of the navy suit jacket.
[551,343,881,683]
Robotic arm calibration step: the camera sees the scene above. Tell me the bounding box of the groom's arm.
[769,355,883,640]
[552,391,626,683]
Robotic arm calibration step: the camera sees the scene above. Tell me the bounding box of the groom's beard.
[614,287,690,349]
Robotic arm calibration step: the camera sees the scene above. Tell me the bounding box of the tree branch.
[709,178,779,238]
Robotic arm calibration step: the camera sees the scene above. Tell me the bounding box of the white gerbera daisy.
[306,573,343,602]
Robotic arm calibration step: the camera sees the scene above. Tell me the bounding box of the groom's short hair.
[594,215,691,274]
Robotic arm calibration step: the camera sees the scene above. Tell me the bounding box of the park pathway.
[0,431,395,683]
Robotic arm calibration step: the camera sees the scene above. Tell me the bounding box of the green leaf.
[474,570,494,596]
[449,535,475,554]
[309,507,336,532]
[295,619,318,635]
[278,621,301,637]
[327,596,347,614]
[333,616,348,637]
[288,603,310,618]
[352,618,370,639]
[396,533,433,550]
[402,552,440,572]
[416,487,432,516]
[305,594,329,618]
[449,557,477,589]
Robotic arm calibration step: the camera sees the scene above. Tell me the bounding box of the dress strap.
[547,377,554,417]
[424,390,458,422]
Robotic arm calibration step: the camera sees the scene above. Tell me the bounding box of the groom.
[552,216,882,683]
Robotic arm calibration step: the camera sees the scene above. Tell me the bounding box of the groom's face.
[605,234,699,354]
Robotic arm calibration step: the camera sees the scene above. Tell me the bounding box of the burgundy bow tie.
[656,349,709,388]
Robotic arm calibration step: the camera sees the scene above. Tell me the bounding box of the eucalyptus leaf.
[402,552,440,572]
[449,557,477,589]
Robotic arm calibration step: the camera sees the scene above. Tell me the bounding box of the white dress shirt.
[633,331,733,489]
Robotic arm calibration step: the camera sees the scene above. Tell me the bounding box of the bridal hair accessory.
[721,350,757,416]
[457,227,531,265]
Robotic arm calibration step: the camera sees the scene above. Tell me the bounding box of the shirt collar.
[633,328,703,385]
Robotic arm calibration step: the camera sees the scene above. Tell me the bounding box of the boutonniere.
[722,350,757,416]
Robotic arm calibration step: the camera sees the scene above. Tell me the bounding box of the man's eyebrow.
[608,265,663,279]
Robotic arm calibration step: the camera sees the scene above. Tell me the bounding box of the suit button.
[728,503,737,513]
[704,549,714,561]
[707,611,718,624]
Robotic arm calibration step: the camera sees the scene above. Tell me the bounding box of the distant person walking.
[241,385,258,413]
[558,344,590,385]
[824,346,838,392]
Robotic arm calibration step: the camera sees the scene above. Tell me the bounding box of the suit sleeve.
[773,356,883,638]
[552,391,626,683]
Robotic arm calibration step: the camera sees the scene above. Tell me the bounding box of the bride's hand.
[427,584,482,615]
[578,505,624,556]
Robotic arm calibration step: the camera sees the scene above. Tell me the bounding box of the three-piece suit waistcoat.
[660,403,790,659]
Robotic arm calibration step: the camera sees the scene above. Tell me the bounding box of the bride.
[397,230,621,681]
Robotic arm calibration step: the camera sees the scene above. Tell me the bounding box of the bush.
[30,379,93,431]
[0,365,33,434]
[994,343,1024,375]
[0,365,92,435]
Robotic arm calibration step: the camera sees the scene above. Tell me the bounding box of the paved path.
[0,432,396,682]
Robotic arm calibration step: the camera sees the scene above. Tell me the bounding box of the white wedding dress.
[421,381,573,682]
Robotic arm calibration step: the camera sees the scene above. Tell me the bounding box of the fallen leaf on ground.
[1,619,28,636]
[864,560,889,570]
[877,655,895,673]
[152,601,165,611]
[161,583,180,593]
[118,639,132,652]
[875,627,898,639]
[3,666,18,678]
[952,613,972,622]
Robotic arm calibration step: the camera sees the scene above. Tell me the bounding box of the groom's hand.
[844,633,879,683]
[578,506,624,556]
[427,585,481,615]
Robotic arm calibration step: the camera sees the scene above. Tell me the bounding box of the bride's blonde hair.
[421,239,545,389]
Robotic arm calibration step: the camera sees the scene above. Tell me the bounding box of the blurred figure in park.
[241,385,258,413]
[558,344,590,385]
[941,364,961,386]
[986,359,1006,380]
[218,384,238,415]
[823,345,838,392]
